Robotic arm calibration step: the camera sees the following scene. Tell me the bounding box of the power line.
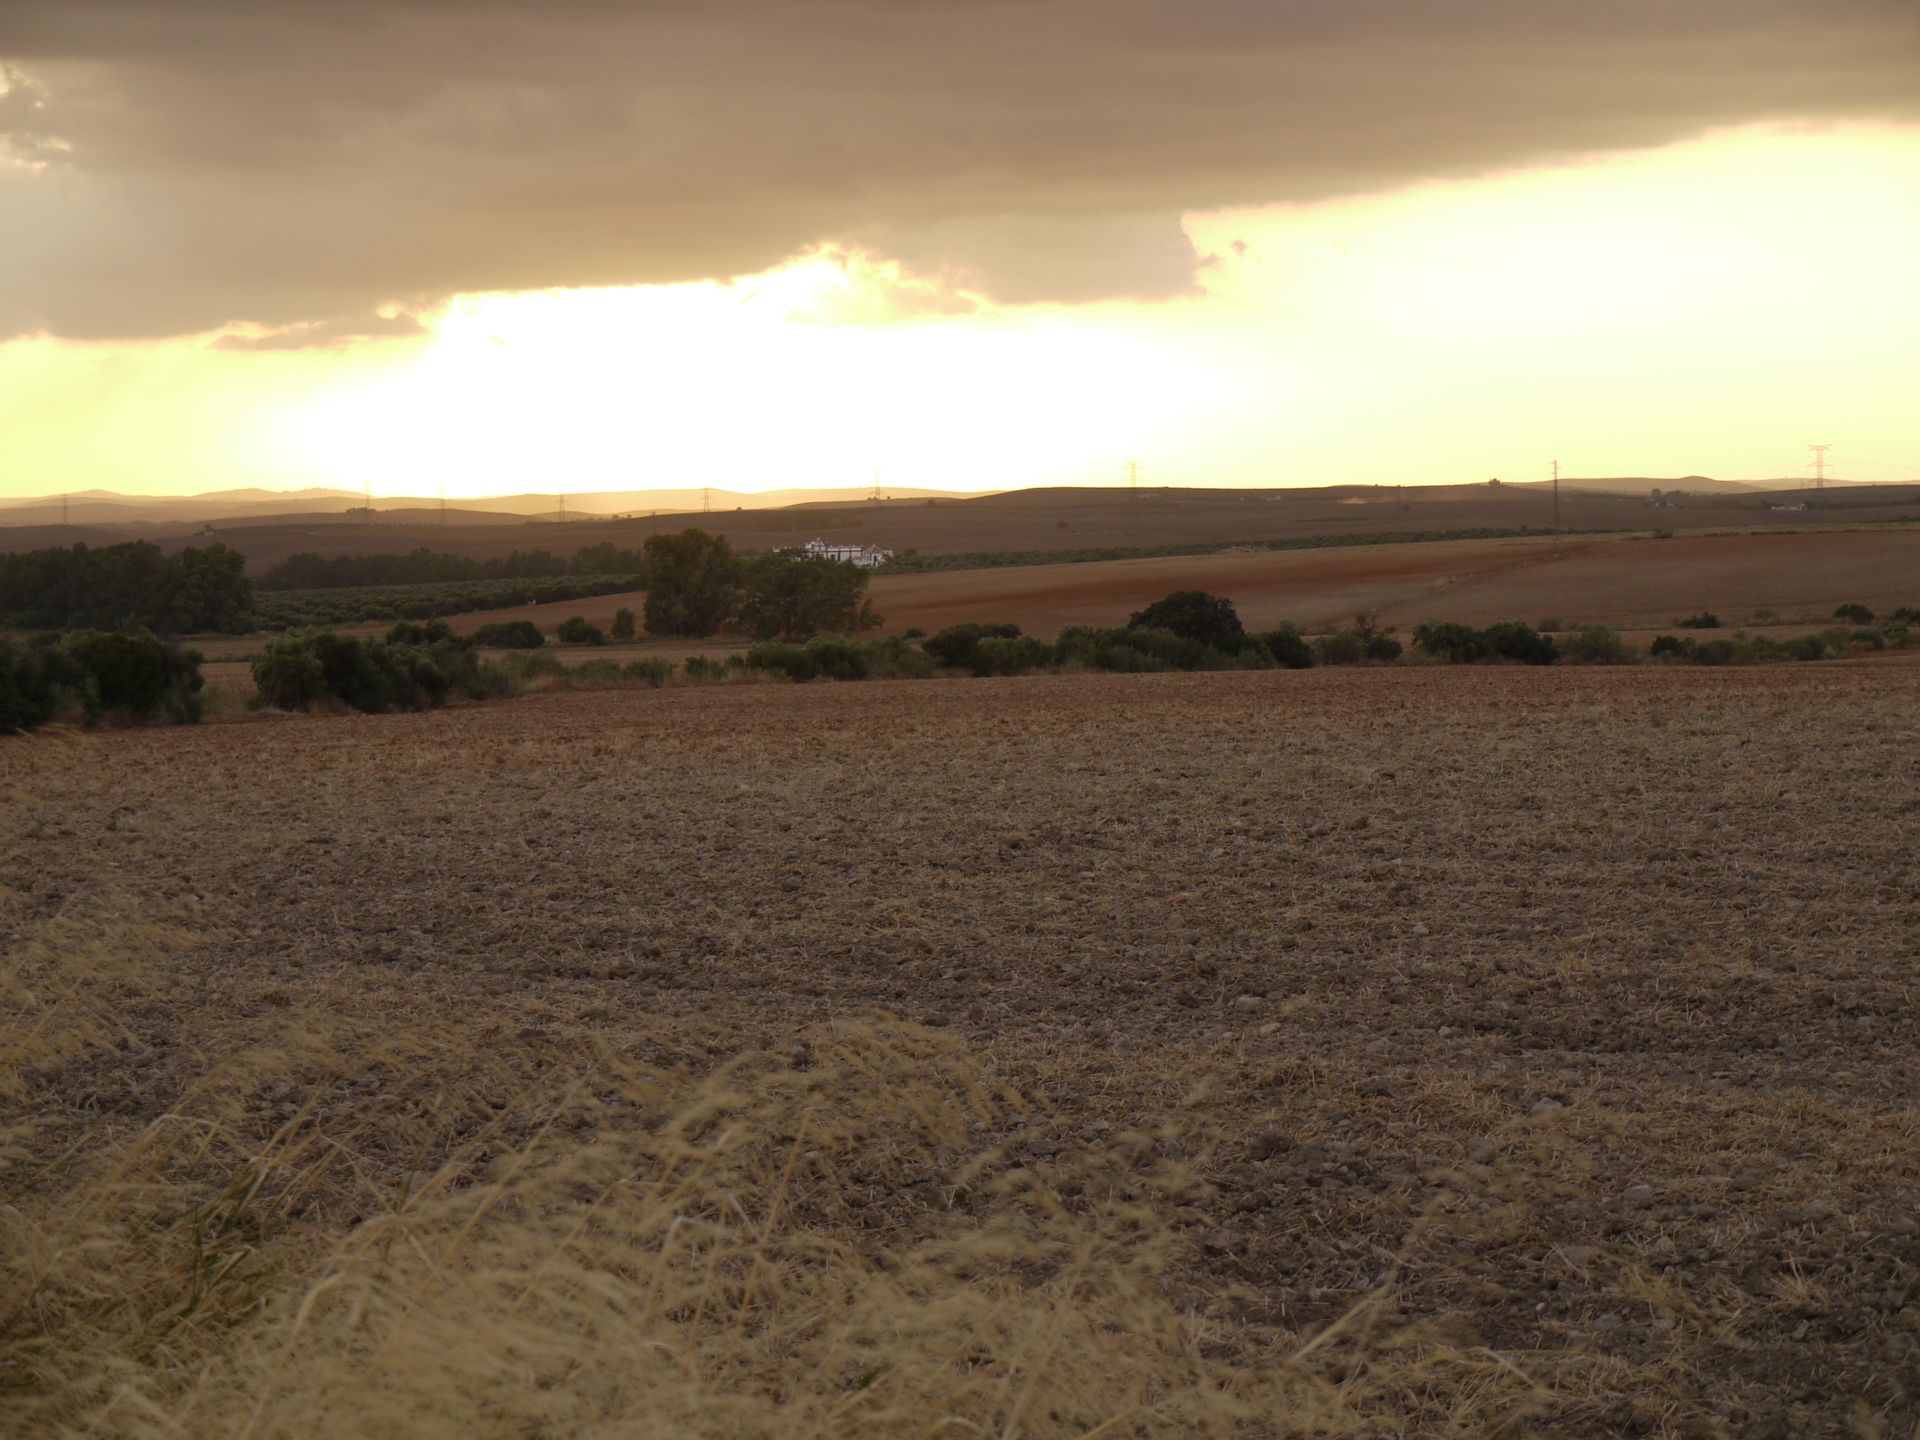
[1809,443,1831,493]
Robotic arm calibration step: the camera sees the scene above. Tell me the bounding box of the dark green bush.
[471,620,546,648]
[1257,624,1314,669]
[555,616,607,645]
[1650,635,1689,658]
[802,637,870,681]
[681,655,727,683]
[862,636,935,680]
[384,619,464,647]
[744,643,821,682]
[1675,613,1720,630]
[1477,621,1558,666]
[1559,625,1631,665]
[0,631,204,731]
[0,639,61,733]
[1833,603,1875,624]
[973,635,1056,676]
[251,631,501,713]
[1889,606,1920,625]
[1314,615,1401,665]
[1054,626,1235,673]
[1411,622,1485,663]
[1126,591,1246,653]
[924,622,1024,674]
[610,607,638,642]
[51,631,206,724]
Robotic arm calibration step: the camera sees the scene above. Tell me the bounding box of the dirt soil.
[866,529,1920,634]
[6,664,1918,1435]
[277,527,1919,647]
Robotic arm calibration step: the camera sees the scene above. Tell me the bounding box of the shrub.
[1312,629,1367,666]
[1890,606,1920,625]
[681,655,726,683]
[924,623,1025,675]
[1675,612,1720,629]
[1833,603,1875,624]
[556,616,607,645]
[610,607,637,642]
[1257,623,1314,669]
[1558,625,1631,665]
[1411,622,1485,664]
[1477,621,1558,666]
[862,636,936,680]
[623,658,674,687]
[1649,635,1690,659]
[384,620,463,647]
[1056,626,1225,673]
[901,627,927,641]
[1126,591,1245,653]
[744,643,820,682]
[803,637,871,681]
[52,630,207,724]
[973,634,1056,676]
[1315,614,1401,665]
[471,620,546,648]
[0,631,205,731]
[250,631,501,713]
[0,639,61,733]
[1781,634,1828,662]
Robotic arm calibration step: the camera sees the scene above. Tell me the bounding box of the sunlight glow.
[2,122,1915,499]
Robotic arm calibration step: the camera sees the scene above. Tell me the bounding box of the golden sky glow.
[3,122,1916,500]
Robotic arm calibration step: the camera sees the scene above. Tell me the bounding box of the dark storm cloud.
[2,1,1915,339]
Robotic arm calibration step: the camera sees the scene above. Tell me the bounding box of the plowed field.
[422,528,1920,642]
[5,664,1918,1436]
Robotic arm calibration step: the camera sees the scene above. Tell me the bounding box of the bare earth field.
[4,664,1917,1436]
[408,528,1920,642]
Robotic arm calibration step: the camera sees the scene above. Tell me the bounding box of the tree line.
[0,541,254,634]
[258,543,649,590]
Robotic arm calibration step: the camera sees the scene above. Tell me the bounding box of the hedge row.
[1,631,205,733]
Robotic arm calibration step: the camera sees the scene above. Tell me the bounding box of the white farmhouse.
[801,537,894,568]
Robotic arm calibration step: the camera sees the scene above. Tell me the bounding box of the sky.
[2,1,1917,499]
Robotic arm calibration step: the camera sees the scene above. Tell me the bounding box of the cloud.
[2,1,1916,339]
[210,311,428,351]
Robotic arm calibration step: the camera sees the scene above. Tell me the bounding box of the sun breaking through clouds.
[1,2,1916,495]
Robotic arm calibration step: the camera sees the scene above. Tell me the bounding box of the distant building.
[800,537,893,568]
[1770,503,1808,512]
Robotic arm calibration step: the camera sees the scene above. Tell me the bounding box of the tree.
[641,529,741,637]
[610,606,637,641]
[1127,591,1245,652]
[737,551,879,641]
[556,615,607,645]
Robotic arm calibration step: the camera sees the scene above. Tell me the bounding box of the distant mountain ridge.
[0,485,978,528]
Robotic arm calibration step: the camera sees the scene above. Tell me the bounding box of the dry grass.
[5,663,1918,1437]
[2,900,1564,1439]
